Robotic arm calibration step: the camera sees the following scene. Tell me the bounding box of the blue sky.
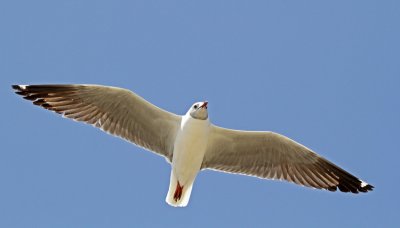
[1,1,399,227]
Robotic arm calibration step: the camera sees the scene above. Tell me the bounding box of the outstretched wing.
[13,84,181,162]
[202,125,373,193]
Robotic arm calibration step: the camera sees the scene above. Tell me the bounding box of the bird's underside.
[12,84,374,207]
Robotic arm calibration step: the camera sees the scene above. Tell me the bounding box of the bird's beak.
[200,101,208,109]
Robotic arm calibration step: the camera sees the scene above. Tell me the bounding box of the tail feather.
[166,171,193,207]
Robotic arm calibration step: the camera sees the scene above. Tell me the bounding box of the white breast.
[172,115,210,185]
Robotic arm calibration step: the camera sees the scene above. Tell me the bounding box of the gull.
[12,84,374,207]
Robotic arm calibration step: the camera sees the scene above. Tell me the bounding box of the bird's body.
[12,84,374,207]
[167,114,210,206]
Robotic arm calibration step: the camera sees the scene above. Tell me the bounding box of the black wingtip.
[12,85,30,97]
[362,184,374,192]
[12,85,21,90]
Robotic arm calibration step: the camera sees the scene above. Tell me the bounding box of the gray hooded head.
[188,101,208,120]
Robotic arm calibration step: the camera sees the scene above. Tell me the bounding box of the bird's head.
[188,101,208,120]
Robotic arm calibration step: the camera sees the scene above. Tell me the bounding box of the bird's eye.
[193,105,198,109]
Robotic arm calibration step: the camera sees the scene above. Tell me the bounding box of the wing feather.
[13,84,181,162]
[202,125,373,193]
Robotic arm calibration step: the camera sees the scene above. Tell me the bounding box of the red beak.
[200,101,208,109]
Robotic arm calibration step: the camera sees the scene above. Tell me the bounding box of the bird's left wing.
[202,125,373,193]
[13,84,181,162]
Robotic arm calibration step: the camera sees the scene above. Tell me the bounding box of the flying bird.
[12,84,373,207]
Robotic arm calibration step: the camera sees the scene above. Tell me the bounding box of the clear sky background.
[1,1,399,227]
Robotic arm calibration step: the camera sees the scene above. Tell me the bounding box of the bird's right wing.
[202,125,373,193]
[13,84,181,162]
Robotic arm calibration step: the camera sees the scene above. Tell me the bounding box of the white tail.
[166,171,194,207]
